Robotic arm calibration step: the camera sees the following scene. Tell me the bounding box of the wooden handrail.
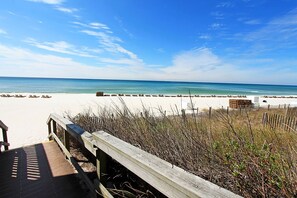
[47,113,241,198]
[0,120,8,131]
[0,120,9,151]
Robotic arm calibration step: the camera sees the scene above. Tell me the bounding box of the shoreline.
[1,93,297,149]
[2,77,297,96]
[1,92,297,97]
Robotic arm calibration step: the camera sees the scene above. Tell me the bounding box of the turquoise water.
[0,77,296,95]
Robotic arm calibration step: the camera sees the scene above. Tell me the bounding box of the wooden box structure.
[96,92,104,96]
[229,99,252,109]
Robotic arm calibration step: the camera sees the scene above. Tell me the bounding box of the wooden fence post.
[96,149,108,186]
[64,129,70,151]
[268,105,270,111]
[262,112,268,126]
[276,114,280,128]
[209,107,212,119]
[285,106,288,118]
[181,109,186,122]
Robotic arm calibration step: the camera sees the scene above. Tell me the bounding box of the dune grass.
[69,102,297,197]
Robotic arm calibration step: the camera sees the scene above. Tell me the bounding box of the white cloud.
[156,48,165,53]
[73,21,110,30]
[199,35,211,40]
[99,58,142,66]
[73,19,143,68]
[211,11,224,20]
[162,48,222,75]
[81,30,141,62]
[0,44,296,84]
[29,0,79,15]
[73,21,140,63]
[160,48,297,84]
[246,8,297,42]
[210,23,224,30]
[89,22,110,30]
[0,44,147,79]
[115,17,134,38]
[55,6,78,13]
[243,8,297,53]
[8,11,17,16]
[28,0,64,5]
[216,1,233,8]
[24,38,102,57]
[0,29,7,34]
[244,19,261,25]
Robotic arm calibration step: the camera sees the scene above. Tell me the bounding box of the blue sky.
[0,0,297,85]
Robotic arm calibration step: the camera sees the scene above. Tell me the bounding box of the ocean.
[0,77,296,95]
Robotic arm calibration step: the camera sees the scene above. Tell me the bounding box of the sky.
[0,0,297,85]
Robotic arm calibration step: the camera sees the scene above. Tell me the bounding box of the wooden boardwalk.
[0,141,86,198]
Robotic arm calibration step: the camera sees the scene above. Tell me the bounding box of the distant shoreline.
[1,77,297,95]
[1,76,297,86]
[1,92,297,98]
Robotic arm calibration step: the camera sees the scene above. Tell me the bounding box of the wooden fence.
[47,113,241,198]
[262,112,297,132]
[0,120,9,151]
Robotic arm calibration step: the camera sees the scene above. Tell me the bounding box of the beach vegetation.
[69,101,297,197]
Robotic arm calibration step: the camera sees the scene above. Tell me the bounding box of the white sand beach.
[0,93,296,149]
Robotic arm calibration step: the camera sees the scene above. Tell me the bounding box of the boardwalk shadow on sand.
[0,142,87,198]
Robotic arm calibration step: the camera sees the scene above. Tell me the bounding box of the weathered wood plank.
[92,130,241,198]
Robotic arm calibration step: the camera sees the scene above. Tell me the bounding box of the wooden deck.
[0,141,86,198]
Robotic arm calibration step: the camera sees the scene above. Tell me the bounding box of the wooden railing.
[0,120,9,152]
[47,113,241,198]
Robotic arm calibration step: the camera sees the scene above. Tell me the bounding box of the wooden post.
[282,115,285,130]
[209,107,212,119]
[289,118,294,131]
[285,105,289,118]
[64,129,70,151]
[2,128,9,151]
[53,120,57,135]
[48,119,52,140]
[181,109,186,122]
[276,114,280,128]
[262,112,268,126]
[274,114,277,128]
[96,149,108,186]
[268,104,270,111]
